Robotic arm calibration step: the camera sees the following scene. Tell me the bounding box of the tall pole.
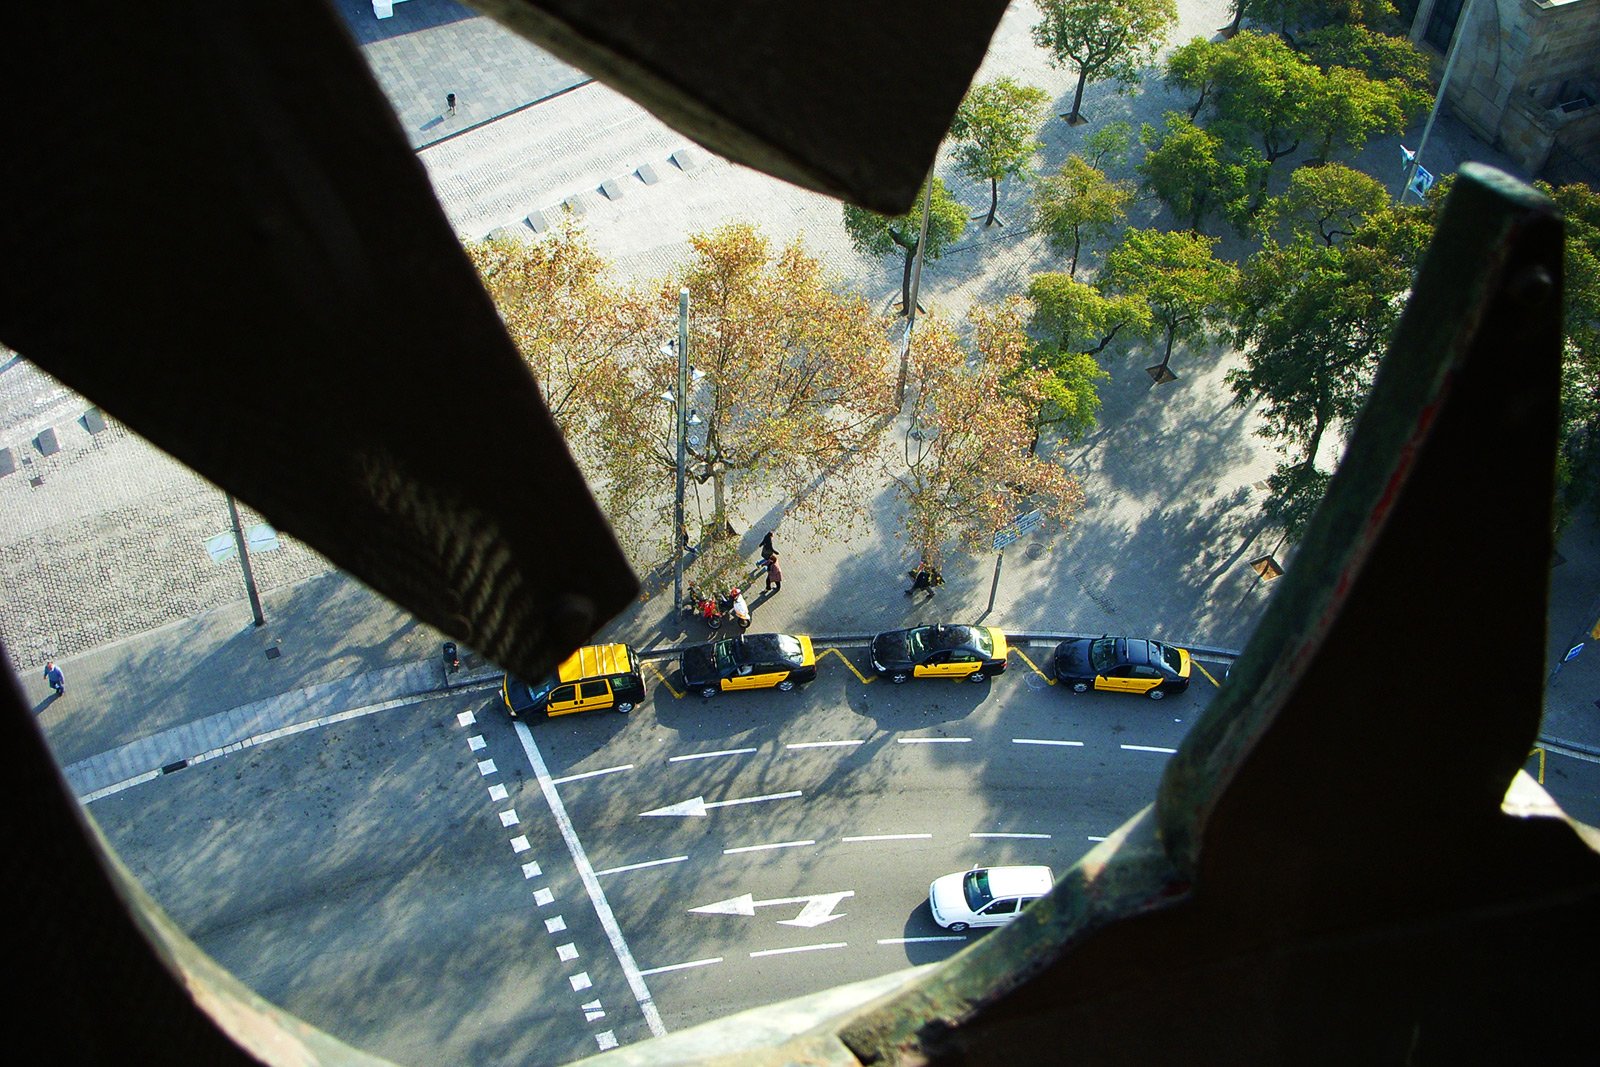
[673,287,690,619]
[1400,0,1478,203]
[226,493,265,626]
[896,174,935,407]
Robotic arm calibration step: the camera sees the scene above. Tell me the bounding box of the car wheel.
[777,679,796,692]
[1071,681,1089,694]
[699,686,719,699]
[947,921,969,933]
[890,671,910,684]
[968,670,986,683]
[615,702,634,714]
[1147,688,1166,700]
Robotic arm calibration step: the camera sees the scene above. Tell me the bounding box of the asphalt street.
[90,641,1225,1061]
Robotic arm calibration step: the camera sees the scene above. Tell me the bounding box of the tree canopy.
[1031,0,1178,124]
[1100,227,1236,375]
[890,302,1085,561]
[595,223,897,554]
[1258,161,1390,245]
[950,77,1051,227]
[1139,111,1266,232]
[1030,154,1133,275]
[843,177,968,316]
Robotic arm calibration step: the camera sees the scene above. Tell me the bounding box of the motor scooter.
[685,583,723,630]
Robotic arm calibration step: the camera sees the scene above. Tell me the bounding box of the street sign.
[1408,165,1435,198]
[1564,643,1584,663]
[992,509,1044,552]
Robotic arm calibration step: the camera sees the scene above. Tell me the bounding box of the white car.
[927,864,1054,932]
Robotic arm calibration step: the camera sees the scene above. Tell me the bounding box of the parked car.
[928,865,1054,932]
[501,643,645,718]
[870,624,1008,683]
[1052,636,1191,699]
[680,633,816,697]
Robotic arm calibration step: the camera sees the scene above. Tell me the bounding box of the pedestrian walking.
[905,560,942,598]
[446,92,457,116]
[759,529,777,562]
[43,660,64,696]
[764,552,783,593]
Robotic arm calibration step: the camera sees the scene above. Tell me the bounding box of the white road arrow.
[690,891,854,928]
[639,790,802,818]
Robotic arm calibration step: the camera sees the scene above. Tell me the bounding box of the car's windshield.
[1089,638,1118,673]
[962,869,994,910]
[714,640,737,672]
[523,674,556,704]
[1155,642,1183,673]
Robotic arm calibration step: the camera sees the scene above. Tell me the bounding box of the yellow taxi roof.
[555,643,636,682]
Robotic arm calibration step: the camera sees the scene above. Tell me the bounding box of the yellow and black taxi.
[501,643,646,718]
[870,624,1009,683]
[1052,636,1191,699]
[680,632,817,698]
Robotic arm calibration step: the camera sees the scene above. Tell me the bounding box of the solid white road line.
[785,739,865,749]
[551,764,634,785]
[515,721,667,1039]
[749,942,848,958]
[594,856,688,877]
[639,957,724,977]
[723,840,815,854]
[668,747,758,762]
[842,834,932,842]
[1012,738,1085,747]
[1120,744,1178,754]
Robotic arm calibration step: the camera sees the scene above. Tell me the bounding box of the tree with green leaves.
[843,176,968,316]
[1138,112,1266,232]
[1165,36,1225,118]
[1299,22,1431,92]
[890,302,1086,562]
[1225,205,1432,537]
[1100,227,1237,378]
[1207,30,1321,170]
[1258,162,1390,245]
[594,223,897,557]
[1030,155,1133,275]
[1031,0,1179,125]
[1302,63,1426,163]
[1028,272,1154,358]
[950,77,1051,228]
[1540,181,1600,527]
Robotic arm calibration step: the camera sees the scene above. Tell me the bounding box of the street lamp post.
[673,287,690,619]
[1400,0,1479,204]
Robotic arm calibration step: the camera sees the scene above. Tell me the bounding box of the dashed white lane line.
[1120,744,1178,754]
[515,721,668,1038]
[750,942,848,958]
[971,832,1050,839]
[557,943,580,962]
[521,861,542,879]
[594,856,688,877]
[786,739,865,750]
[639,957,724,977]
[842,834,932,843]
[551,764,634,785]
[544,914,566,932]
[668,748,758,762]
[489,784,509,801]
[477,759,498,776]
[499,809,520,827]
[595,1031,619,1051]
[569,972,593,992]
[511,835,532,853]
[468,735,487,751]
[879,936,966,945]
[1012,738,1085,747]
[723,839,815,855]
[897,736,972,744]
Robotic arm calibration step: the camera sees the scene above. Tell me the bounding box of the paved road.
[90,639,1225,1062]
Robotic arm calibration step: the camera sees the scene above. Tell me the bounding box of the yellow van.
[501,643,645,718]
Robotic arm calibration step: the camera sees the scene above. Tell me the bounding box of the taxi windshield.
[962,869,994,910]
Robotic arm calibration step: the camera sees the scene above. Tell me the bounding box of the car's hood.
[928,871,973,924]
[680,644,717,685]
[1055,640,1092,676]
[872,631,910,665]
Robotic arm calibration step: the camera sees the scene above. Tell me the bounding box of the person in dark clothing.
[446,92,457,116]
[905,560,942,597]
[764,552,783,593]
[43,660,64,696]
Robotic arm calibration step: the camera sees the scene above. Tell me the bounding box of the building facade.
[1402,0,1600,183]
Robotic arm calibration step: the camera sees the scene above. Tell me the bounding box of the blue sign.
[1407,165,1435,198]
[1565,643,1585,663]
